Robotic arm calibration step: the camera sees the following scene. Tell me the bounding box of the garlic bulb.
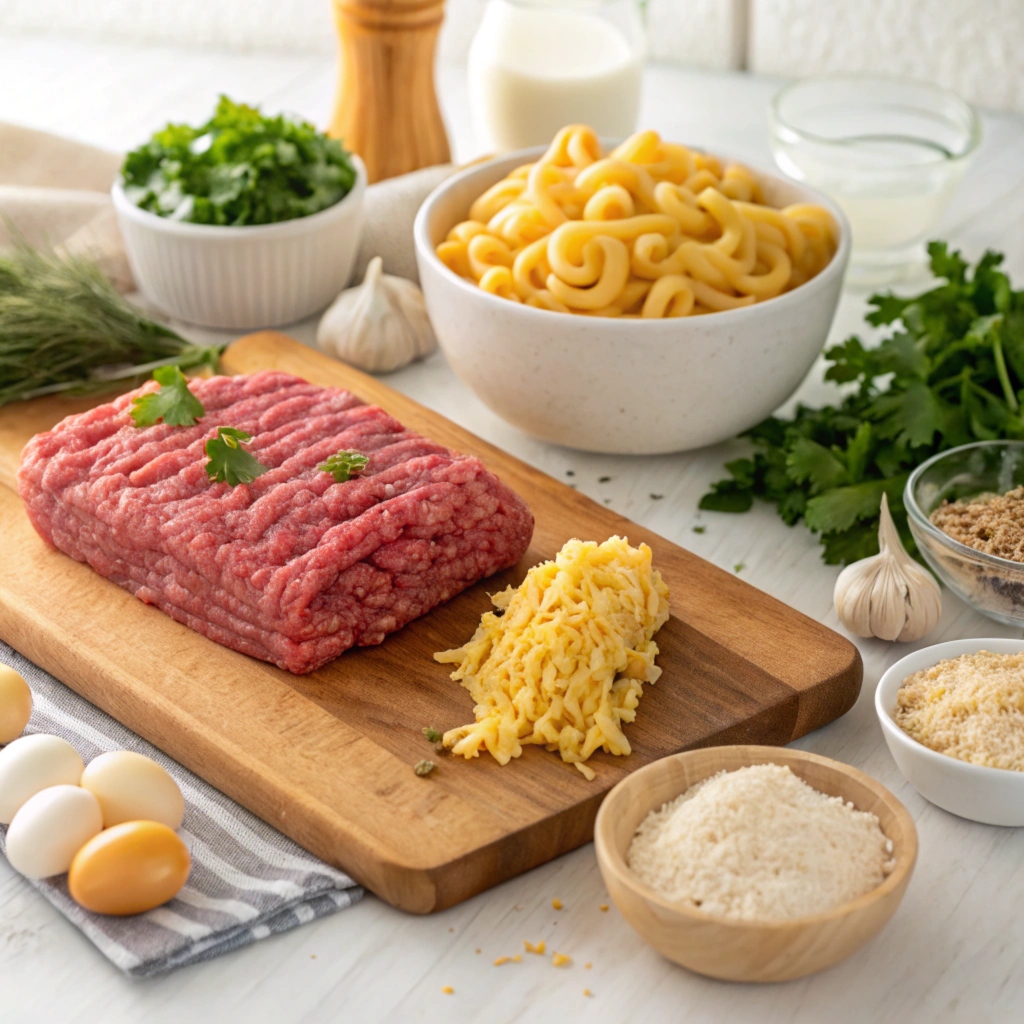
[317,257,437,373]
[833,494,942,642]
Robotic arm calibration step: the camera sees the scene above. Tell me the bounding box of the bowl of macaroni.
[414,126,850,454]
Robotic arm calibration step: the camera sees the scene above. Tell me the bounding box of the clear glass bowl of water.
[770,74,981,286]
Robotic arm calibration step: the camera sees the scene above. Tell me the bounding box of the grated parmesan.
[627,764,894,921]
[436,536,670,779]
[894,651,1024,771]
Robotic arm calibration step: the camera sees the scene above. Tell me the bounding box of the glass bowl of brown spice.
[906,440,1024,626]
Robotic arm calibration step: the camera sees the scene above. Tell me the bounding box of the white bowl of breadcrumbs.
[877,637,1024,826]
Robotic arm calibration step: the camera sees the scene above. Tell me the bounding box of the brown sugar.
[930,486,1024,562]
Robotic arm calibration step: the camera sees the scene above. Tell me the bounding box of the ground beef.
[18,371,534,673]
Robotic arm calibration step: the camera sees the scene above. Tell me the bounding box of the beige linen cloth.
[0,121,452,294]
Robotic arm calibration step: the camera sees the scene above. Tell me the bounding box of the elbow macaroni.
[436,126,838,318]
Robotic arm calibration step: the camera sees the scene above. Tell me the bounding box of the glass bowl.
[905,441,1024,627]
[770,73,981,285]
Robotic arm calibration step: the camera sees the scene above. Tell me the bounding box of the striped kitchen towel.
[0,641,363,976]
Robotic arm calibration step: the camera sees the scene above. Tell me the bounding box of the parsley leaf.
[130,365,205,427]
[319,449,369,483]
[702,243,1024,564]
[204,426,269,486]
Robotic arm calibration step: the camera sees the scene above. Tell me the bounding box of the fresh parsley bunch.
[701,243,1024,564]
[122,96,357,226]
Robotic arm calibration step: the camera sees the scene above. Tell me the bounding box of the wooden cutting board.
[0,332,861,913]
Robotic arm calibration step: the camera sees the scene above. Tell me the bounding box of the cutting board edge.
[0,559,861,915]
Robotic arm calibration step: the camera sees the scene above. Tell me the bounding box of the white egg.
[81,750,185,830]
[0,665,32,744]
[6,785,103,878]
[0,734,84,824]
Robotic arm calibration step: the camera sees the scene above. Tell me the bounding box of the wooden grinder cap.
[330,0,452,183]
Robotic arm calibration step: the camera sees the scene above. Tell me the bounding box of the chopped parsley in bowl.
[121,96,357,226]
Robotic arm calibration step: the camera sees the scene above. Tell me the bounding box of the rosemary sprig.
[0,237,222,407]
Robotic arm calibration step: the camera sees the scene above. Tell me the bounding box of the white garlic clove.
[316,256,437,374]
[833,493,942,643]
[868,555,909,642]
[897,559,943,642]
[833,557,881,639]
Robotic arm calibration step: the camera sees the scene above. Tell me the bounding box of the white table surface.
[2,32,1024,1024]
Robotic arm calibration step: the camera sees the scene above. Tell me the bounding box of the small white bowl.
[876,637,1024,826]
[112,155,366,330]
[414,147,850,455]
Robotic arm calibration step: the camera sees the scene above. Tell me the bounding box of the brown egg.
[68,820,190,916]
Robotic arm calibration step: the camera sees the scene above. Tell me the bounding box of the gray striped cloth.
[0,641,363,976]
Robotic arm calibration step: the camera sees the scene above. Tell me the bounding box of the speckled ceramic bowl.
[414,147,850,455]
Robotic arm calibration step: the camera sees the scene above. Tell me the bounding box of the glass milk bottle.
[468,0,646,153]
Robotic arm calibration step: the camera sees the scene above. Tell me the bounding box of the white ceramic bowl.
[112,155,366,330]
[414,148,850,455]
[876,637,1024,826]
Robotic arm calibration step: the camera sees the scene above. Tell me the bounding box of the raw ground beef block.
[17,371,535,673]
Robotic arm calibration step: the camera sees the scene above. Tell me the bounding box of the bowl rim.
[875,635,1024,785]
[769,71,982,165]
[413,144,851,331]
[594,744,917,932]
[904,440,1024,573]
[110,153,367,238]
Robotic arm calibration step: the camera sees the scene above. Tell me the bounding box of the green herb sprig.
[0,238,220,408]
[204,427,269,486]
[319,450,369,483]
[121,96,357,226]
[130,365,205,427]
[701,242,1024,564]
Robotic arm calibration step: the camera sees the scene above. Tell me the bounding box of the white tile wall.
[749,0,1024,112]
[1,0,1021,110]
[0,0,742,66]
[646,0,747,69]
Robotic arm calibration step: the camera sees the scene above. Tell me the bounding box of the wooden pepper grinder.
[330,0,452,183]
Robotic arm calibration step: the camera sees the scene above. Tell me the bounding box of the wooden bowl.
[594,745,917,982]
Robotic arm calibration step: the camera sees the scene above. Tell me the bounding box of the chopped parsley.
[121,95,357,226]
[130,365,205,427]
[204,426,268,486]
[422,726,442,743]
[319,450,369,483]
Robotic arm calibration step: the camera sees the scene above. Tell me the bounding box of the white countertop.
[2,33,1024,1024]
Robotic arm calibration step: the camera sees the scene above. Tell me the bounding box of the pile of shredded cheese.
[436,536,670,779]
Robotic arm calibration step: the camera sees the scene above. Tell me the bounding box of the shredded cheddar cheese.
[525,940,546,955]
[436,537,670,778]
[552,953,572,967]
